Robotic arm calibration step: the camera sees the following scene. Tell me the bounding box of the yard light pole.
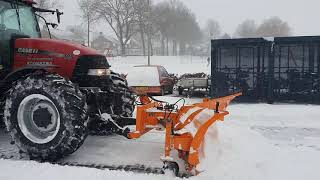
[131,0,151,65]
[147,0,151,66]
[87,15,90,47]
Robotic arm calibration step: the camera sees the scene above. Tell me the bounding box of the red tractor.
[0,0,135,160]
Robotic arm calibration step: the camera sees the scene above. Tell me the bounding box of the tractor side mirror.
[46,23,58,29]
[56,9,64,24]
[51,23,58,29]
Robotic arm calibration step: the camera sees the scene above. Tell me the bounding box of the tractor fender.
[3,66,50,87]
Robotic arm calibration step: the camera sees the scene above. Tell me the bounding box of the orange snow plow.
[128,92,242,176]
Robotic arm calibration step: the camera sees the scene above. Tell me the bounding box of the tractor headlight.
[87,69,112,76]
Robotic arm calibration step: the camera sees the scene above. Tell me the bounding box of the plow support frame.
[187,111,228,166]
[128,92,242,174]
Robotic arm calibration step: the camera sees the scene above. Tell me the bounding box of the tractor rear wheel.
[4,73,88,161]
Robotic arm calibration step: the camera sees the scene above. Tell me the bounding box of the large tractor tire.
[0,120,5,129]
[113,85,135,117]
[4,73,88,161]
[110,74,135,117]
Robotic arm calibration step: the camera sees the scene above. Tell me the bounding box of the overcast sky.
[59,0,320,37]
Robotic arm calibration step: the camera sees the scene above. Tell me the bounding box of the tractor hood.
[13,38,105,78]
[15,38,102,57]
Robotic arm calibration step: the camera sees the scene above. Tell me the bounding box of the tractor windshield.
[0,1,40,39]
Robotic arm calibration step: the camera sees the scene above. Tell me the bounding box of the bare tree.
[66,25,86,38]
[93,0,138,56]
[205,19,221,39]
[78,0,99,47]
[173,3,202,55]
[235,19,257,38]
[153,0,201,56]
[134,0,150,56]
[221,33,231,39]
[257,16,291,37]
[153,1,172,55]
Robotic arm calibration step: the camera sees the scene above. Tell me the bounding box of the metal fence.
[211,36,320,104]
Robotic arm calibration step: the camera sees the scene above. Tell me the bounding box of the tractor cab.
[0,0,40,74]
[0,0,41,39]
[0,0,137,166]
[0,0,62,78]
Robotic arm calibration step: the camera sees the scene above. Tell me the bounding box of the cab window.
[0,1,40,38]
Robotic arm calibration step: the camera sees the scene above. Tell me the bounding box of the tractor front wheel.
[4,73,88,161]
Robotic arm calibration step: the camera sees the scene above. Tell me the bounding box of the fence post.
[211,40,217,98]
[267,43,275,104]
[317,44,320,103]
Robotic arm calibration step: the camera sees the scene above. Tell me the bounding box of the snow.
[1,102,320,180]
[1,56,320,180]
[126,66,160,87]
[113,56,211,87]
[263,37,275,41]
[177,107,202,124]
[108,56,210,76]
[198,103,320,180]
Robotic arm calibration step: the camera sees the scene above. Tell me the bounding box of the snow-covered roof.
[263,37,275,41]
[126,66,160,87]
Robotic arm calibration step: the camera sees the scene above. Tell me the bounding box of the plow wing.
[128,92,242,176]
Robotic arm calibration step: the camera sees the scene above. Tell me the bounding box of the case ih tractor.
[0,1,243,176]
[0,0,135,160]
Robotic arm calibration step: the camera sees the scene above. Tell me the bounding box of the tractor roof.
[23,0,36,4]
[3,0,36,5]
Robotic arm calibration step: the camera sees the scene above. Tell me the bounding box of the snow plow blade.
[128,92,242,176]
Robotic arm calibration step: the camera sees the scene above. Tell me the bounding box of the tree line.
[35,0,293,56]
[234,17,291,38]
[77,0,202,56]
[204,16,292,40]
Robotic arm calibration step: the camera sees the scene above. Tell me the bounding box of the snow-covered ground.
[108,56,210,76]
[1,101,319,180]
[1,56,320,180]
